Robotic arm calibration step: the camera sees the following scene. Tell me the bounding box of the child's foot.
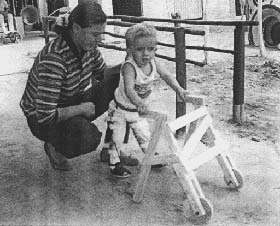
[110,163,131,178]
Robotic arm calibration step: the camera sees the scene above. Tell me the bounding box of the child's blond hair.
[125,23,157,49]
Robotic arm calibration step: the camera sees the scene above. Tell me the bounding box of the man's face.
[74,22,106,51]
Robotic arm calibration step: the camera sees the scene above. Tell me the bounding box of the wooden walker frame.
[132,95,243,224]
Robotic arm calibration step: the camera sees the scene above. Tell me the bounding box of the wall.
[205,0,234,20]
[102,0,235,20]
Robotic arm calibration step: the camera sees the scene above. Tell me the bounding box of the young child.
[107,23,189,177]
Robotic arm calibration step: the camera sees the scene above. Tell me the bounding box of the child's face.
[131,36,157,67]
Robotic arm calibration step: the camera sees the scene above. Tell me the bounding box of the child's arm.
[122,63,148,114]
[155,59,189,101]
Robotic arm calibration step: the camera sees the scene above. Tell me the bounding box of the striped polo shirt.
[20,31,106,126]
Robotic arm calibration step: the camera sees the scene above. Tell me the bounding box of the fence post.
[174,27,187,135]
[42,17,49,44]
[233,25,245,124]
[202,0,209,64]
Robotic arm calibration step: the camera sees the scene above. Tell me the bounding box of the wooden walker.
[132,95,243,225]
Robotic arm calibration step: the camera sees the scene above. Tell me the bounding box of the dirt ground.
[0,30,280,226]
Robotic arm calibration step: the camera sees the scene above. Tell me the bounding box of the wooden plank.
[184,101,202,145]
[147,125,181,165]
[175,27,187,135]
[155,53,205,67]
[164,126,181,154]
[148,154,179,165]
[108,15,259,26]
[187,145,222,170]
[179,95,205,105]
[133,115,167,203]
[157,42,234,54]
[216,153,239,185]
[180,115,212,160]
[168,106,208,132]
[172,163,206,214]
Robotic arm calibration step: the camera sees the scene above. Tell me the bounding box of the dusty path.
[0,34,279,226]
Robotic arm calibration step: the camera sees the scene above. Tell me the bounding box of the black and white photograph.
[0,0,279,225]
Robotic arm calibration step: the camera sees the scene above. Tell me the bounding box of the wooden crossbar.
[181,115,212,160]
[168,106,208,132]
[148,154,179,165]
[187,145,222,170]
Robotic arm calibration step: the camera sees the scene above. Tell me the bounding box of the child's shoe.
[110,162,131,178]
[109,147,131,178]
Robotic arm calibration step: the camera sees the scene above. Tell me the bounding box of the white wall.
[206,0,234,19]
[101,0,234,20]
[39,0,235,19]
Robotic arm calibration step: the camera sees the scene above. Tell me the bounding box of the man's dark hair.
[68,1,107,28]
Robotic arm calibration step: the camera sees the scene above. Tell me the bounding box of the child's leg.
[101,102,138,165]
[100,122,113,162]
[100,101,116,162]
[109,110,131,177]
[129,119,150,153]
[7,13,15,32]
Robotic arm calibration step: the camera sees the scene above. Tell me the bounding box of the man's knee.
[63,117,102,158]
[79,120,102,151]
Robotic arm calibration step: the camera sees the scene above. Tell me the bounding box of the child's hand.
[178,89,190,102]
[137,102,149,115]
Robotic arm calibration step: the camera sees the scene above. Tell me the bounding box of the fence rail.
[108,15,258,26]
[103,31,234,54]
[107,20,205,35]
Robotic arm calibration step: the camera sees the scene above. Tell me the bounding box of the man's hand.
[80,102,95,120]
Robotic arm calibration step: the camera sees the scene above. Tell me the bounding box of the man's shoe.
[44,142,73,171]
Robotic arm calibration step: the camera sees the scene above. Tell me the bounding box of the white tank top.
[114,58,159,110]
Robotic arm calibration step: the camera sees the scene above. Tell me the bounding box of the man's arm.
[36,55,95,125]
[56,102,95,123]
